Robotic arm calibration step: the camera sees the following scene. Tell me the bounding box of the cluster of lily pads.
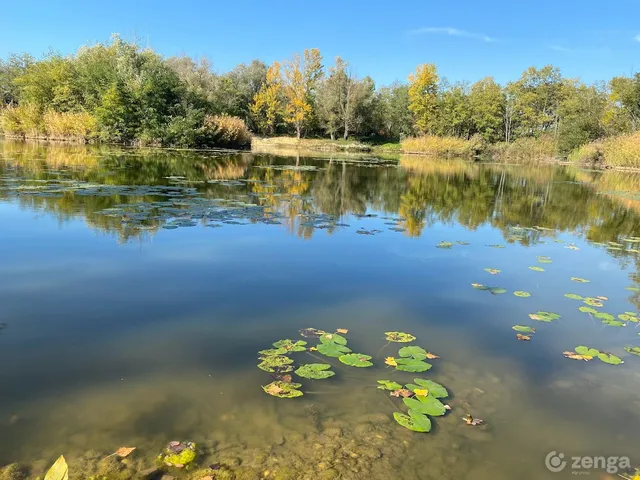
[563,346,623,365]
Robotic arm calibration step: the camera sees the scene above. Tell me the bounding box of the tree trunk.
[330,132,335,141]
[296,124,301,139]
[343,123,349,140]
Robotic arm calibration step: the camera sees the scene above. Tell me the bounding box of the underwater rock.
[161,441,197,468]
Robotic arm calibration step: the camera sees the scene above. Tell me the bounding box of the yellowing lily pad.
[257,355,294,373]
[484,268,501,275]
[273,339,308,352]
[564,293,583,300]
[436,241,453,248]
[295,363,335,379]
[44,456,68,480]
[385,331,416,343]
[572,277,590,283]
[262,381,303,398]
[471,283,489,290]
[339,353,373,367]
[514,291,531,297]
[529,266,545,272]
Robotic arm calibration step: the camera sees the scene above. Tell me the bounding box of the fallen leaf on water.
[272,374,292,383]
[309,347,318,352]
[597,296,609,301]
[385,357,398,367]
[516,334,531,341]
[265,383,284,396]
[425,352,440,359]
[336,328,348,334]
[390,389,413,398]
[462,414,484,426]
[484,268,501,275]
[563,351,593,361]
[414,388,429,397]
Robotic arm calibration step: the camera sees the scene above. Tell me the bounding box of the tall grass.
[1,105,96,142]
[568,132,640,168]
[401,135,482,158]
[490,136,558,164]
[0,104,43,138]
[203,115,252,149]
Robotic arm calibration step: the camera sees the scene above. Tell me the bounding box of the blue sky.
[1,0,638,85]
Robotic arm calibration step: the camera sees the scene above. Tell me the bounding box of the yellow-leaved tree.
[408,64,439,134]
[251,62,283,135]
[282,49,323,138]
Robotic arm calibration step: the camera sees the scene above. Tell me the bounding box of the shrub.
[0,104,44,137]
[569,132,640,168]
[43,110,97,141]
[401,134,482,158]
[490,135,557,163]
[202,114,252,149]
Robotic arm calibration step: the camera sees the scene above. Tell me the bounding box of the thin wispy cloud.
[550,45,609,55]
[409,27,496,43]
[634,33,640,42]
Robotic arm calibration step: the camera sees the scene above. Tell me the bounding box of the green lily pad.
[597,352,624,365]
[262,381,303,398]
[484,268,501,274]
[578,306,598,314]
[564,293,583,300]
[575,346,600,357]
[295,363,335,379]
[625,286,640,292]
[512,325,536,333]
[317,342,351,358]
[572,277,590,283]
[471,283,489,290]
[619,314,638,322]
[339,353,373,367]
[602,319,626,327]
[594,312,614,321]
[319,333,347,345]
[403,395,447,416]
[624,346,640,356]
[489,287,507,295]
[393,410,431,432]
[398,346,428,360]
[455,240,470,245]
[377,380,403,391]
[436,241,453,248]
[583,299,604,307]
[299,327,326,338]
[529,311,561,322]
[537,256,552,264]
[413,379,449,398]
[258,348,289,356]
[514,291,531,297]
[529,266,545,272]
[385,331,416,343]
[273,339,308,352]
[258,355,294,373]
[395,358,432,372]
[625,311,638,316]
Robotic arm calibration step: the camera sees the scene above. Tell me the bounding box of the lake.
[1,140,639,480]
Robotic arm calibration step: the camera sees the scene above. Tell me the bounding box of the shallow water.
[1,140,640,479]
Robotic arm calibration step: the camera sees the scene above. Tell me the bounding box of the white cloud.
[550,45,609,55]
[409,27,496,43]
[634,33,640,42]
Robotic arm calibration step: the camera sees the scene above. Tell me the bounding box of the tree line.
[0,35,639,153]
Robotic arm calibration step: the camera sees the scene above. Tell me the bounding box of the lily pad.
[594,312,615,321]
[377,380,403,391]
[487,244,505,248]
[572,277,590,283]
[625,286,640,292]
[537,256,552,264]
[395,357,432,372]
[529,311,561,322]
[398,346,428,360]
[583,299,604,307]
[514,291,531,297]
[403,395,447,416]
[258,348,288,356]
[471,283,489,290]
[258,355,294,373]
[262,381,303,398]
[618,314,637,322]
[339,353,373,367]
[624,346,640,356]
[602,319,626,327]
[512,325,536,333]
[273,339,308,352]
[299,327,326,338]
[489,287,507,295]
[317,342,351,358]
[436,241,453,248]
[295,364,335,379]
[393,410,432,432]
[319,333,347,345]
[484,268,501,275]
[455,240,470,245]
[597,352,624,365]
[529,266,545,272]
[575,346,600,357]
[413,379,449,398]
[578,306,597,314]
[385,331,416,343]
[564,293,583,300]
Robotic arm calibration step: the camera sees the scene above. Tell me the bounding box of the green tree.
[376,82,413,140]
[469,77,505,143]
[0,53,34,105]
[557,81,606,154]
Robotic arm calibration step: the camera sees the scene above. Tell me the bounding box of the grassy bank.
[400,135,482,158]
[568,132,640,169]
[489,136,559,164]
[252,136,374,153]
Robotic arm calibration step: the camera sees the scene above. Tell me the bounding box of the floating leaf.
[395,357,432,372]
[583,299,604,307]
[299,327,325,338]
[487,244,505,248]
[455,240,470,245]
[377,380,403,391]
[390,388,413,398]
[424,352,440,359]
[489,287,507,295]
[385,331,416,343]
[594,312,615,321]
[258,348,288,356]
[436,241,453,248]
[398,346,428,360]
[272,339,307,352]
[529,266,545,272]
[471,283,489,290]
[44,455,68,480]
[295,364,335,379]
[339,353,373,367]
[575,346,600,357]
[393,410,432,432]
[484,268,501,275]
[596,296,609,301]
[413,379,448,398]
[564,293,583,300]
[514,291,531,297]
[262,381,303,398]
[257,355,294,373]
[316,342,351,358]
[572,277,590,283]
[619,314,638,322]
[113,447,136,458]
[319,333,347,345]
[625,286,640,292]
[413,388,428,396]
[516,334,531,341]
[563,351,593,361]
[403,395,447,416]
[537,256,552,264]
[624,346,640,356]
[602,319,626,327]
[566,244,580,251]
[625,311,638,316]
[529,311,561,322]
[462,414,485,426]
[512,325,536,333]
[384,356,398,367]
[578,306,597,314]
[336,328,348,334]
[597,352,624,365]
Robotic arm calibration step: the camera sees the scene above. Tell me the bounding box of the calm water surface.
[1,141,640,479]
